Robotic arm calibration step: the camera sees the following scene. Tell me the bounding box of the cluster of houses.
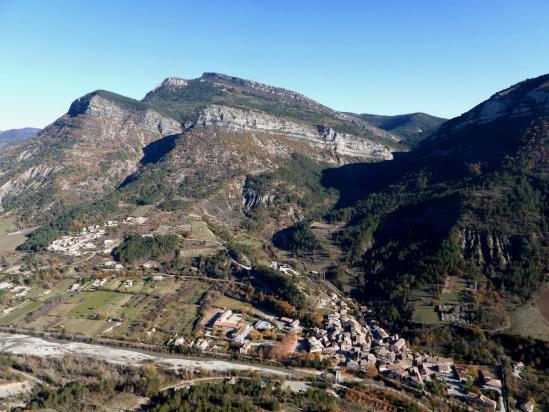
[0,282,30,298]
[169,307,302,356]
[303,293,504,411]
[47,217,150,257]
[48,224,108,256]
[204,308,253,352]
[123,216,148,225]
[270,261,300,277]
[92,278,108,288]
[437,303,472,325]
[102,260,124,271]
[162,290,505,411]
[307,295,371,366]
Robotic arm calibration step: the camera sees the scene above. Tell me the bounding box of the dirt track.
[537,286,549,323]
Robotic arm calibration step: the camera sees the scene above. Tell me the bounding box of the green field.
[1,277,213,341]
[0,301,42,325]
[62,318,109,335]
[214,295,255,312]
[413,305,440,324]
[68,290,131,318]
[190,220,217,242]
[411,277,466,324]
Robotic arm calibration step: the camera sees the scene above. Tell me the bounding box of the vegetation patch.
[113,234,178,263]
[273,221,321,255]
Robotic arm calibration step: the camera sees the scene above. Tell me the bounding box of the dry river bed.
[0,333,295,377]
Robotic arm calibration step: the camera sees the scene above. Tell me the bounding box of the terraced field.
[509,301,549,341]
[1,276,212,343]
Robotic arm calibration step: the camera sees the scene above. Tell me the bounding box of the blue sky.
[0,0,548,129]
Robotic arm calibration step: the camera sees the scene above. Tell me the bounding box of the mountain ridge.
[352,112,446,146]
[0,73,401,225]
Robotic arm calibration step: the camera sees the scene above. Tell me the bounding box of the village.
[46,218,147,257]
[162,260,508,412]
[0,216,524,412]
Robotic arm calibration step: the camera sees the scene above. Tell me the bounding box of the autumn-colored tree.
[268,332,297,360]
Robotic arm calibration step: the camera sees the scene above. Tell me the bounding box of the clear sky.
[1,0,548,129]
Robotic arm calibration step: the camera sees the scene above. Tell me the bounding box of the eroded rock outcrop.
[461,227,511,267]
[195,104,393,162]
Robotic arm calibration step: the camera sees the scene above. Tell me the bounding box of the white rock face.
[0,93,184,213]
[448,78,549,130]
[152,77,189,91]
[195,104,393,161]
[77,94,183,138]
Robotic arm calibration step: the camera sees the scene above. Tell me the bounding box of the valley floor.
[0,332,295,377]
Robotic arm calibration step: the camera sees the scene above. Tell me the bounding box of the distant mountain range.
[352,112,446,146]
[0,127,41,147]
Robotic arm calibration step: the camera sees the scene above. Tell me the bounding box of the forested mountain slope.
[353,112,446,146]
[324,74,549,326]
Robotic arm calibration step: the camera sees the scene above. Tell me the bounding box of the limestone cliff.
[0,73,402,223]
[195,104,393,162]
[0,91,182,215]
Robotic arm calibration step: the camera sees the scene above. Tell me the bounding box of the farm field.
[68,290,131,318]
[0,231,29,252]
[0,276,214,343]
[0,301,42,325]
[101,278,182,295]
[0,216,16,234]
[509,301,549,341]
[131,205,152,217]
[411,277,466,325]
[413,304,439,325]
[214,295,255,313]
[179,221,220,258]
[189,220,217,242]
